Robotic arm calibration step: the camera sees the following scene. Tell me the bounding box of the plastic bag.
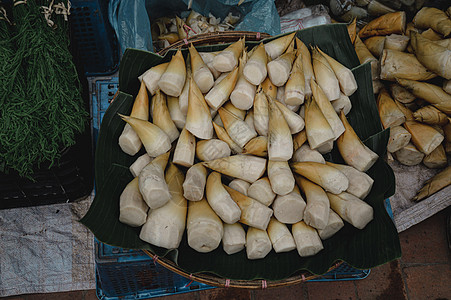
[280,5,331,33]
[109,0,280,53]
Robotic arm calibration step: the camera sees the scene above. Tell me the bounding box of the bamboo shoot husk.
[272,186,306,224]
[394,99,415,121]
[243,43,267,85]
[267,218,296,253]
[354,36,379,80]
[326,162,374,199]
[380,49,436,81]
[292,130,307,151]
[244,110,255,134]
[377,89,406,128]
[268,160,295,196]
[247,177,276,206]
[327,192,374,229]
[139,163,187,249]
[253,87,269,136]
[384,34,410,52]
[364,36,386,58]
[317,209,344,240]
[212,122,243,154]
[213,38,244,72]
[423,144,447,169]
[331,93,352,115]
[173,127,196,167]
[223,101,246,120]
[261,77,277,99]
[228,179,250,196]
[410,32,451,80]
[347,18,357,44]
[393,142,424,166]
[222,223,246,255]
[403,120,444,155]
[183,163,207,202]
[187,198,223,253]
[386,125,411,153]
[292,221,323,257]
[246,227,272,259]
[264,32,296,60]
[267,95,293,161]
[205,172,241,224]
[413,105,449,125]
[130,154,153,177]
[413,7,451,37]
[358,11,406,38]
[367,0,395,16]
[291,161,349,195]
[243,136,268,157]
[296,38,315,97]
[196,139,231,161]
[158,49,186,97]
[292,144,326,164]
[304,97,335,150]
[224,185,273,230]
[337,111,379,172]
[119,177,148,227]
[316,48,358,96]
[397,78,451,115]
[140,62,169,96]
[390,84,415,104]
[296,175,330,230]
[412,165,451,201]
[185,77,213,139]
[203,154,266,183]
[178,58,191,115]
[311,48,340,101]
[138,152,170,209]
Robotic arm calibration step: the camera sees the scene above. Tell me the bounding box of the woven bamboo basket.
[112,30,342,289]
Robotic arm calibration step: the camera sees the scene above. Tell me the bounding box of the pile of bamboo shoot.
[117,32,378,260]
[347,7,451,202]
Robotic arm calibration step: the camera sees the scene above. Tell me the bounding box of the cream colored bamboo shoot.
[246,227,272,259]
[337,111,379,172]
[247,177,276,206]
[317,209,344,240]
[228,179,250,196]
[311,48,340,101]
[304,97,335,150]
[292,144,326,164]
[140,62,169,95]
[326,162,374,199]
[185,77,213,139]
[205,67,239,110]
[264,32,296,60]
[199,52,221,79]
[224,185,273,230]
[296,175,330,230]
[138,152,171,209]
[268,160,295,196]
[387,125,411,153]
[139,163,187,249]
[196,139,231,162]
[158,49,186,97]
[403,121,444,155]
[253,87,269,136]
[423,144,447,169]
[119,177,148,227]
[213,38,244,72]
[203,154,266,183]
[119,115,171,158]
[212,122,243,154]
[218,107,257,148]
[327,192,374,229]
[331,93,352,115]
[187,198,223,253]
[267,51,296,87]
[390,84,415,104]
[377,89,406,128]
[284,53,305,106]
[413,7,451,37]
[272,186,306,224]
[358,11,406,38]
[222,223,246,255]
[189,44,214,93]
[413,105,449,126]
[364,36,386,58]
[152,90,179,142]
[267,95,293,161]
[243,43,267,85]
[206,172,241,224]
[130,154,153,177]
[167,96,186,129]
[292,221,324,257]
[267,218,296,253]
[380,49,436,81]
[296,38,315,97]
[173,128,196,167]
[183,163,207,202]
[393,142,425,166]
[243,136,268,157]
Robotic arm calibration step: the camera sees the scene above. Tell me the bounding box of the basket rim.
[142,249,342,289]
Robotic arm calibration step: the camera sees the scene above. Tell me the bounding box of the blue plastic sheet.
[109,0,280,53]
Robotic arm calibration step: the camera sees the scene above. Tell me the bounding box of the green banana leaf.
[81,23,401,281]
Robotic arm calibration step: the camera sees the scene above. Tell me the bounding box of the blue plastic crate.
[70,0,119,75]
[95,240,214,299]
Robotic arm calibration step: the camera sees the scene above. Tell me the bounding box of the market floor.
[4,207,450,300]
